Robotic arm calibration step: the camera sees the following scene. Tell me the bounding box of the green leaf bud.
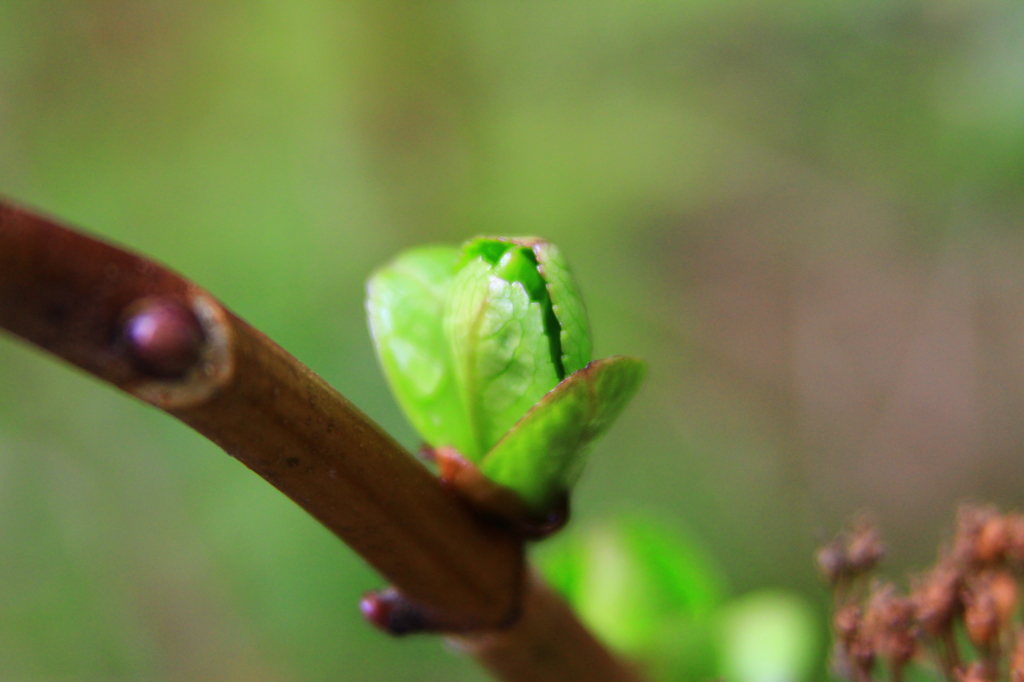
[367,237,643,516]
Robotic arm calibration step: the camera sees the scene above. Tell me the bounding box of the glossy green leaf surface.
[480,356,646,513]
[461,237,592,378]
[531,240,591,376]
[366,246,476,456]
[368,237,637,512]
[446,254,561,460]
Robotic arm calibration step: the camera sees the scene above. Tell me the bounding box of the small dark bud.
[360,589,432,636]
[122,299,205,378]
[360,591,391,628]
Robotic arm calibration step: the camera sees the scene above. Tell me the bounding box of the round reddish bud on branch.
[122,298,205,378]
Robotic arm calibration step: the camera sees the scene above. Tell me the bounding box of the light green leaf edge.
[475,237,593,377]
[366,245,477,456]
[480,355,646,514]
[530,240,592,376]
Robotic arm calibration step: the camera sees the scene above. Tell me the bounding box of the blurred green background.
[2,1,1024,679]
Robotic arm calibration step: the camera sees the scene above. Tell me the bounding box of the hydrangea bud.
[367,237,644,515]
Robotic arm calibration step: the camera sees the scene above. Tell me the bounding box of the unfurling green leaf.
[366,236,642,516]
[480,356,645,513]
[446,250,560,458]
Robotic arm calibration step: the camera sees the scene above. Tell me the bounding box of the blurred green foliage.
[537,513,818,681]
[539,513,726,680]
[716,590,819,682]
[2,1,1024,679]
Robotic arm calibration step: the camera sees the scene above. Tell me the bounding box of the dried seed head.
[122,298,205,378]
[865,583,917,666]
[834,603,862,645]
[830,603,876,681]
[818,518,884,603]
[963,584,1000,651]
[953,505,997,567]
[830,639,856,681]
[849,636,876,680]
[846,520,885,574]
[817,540,849,587]
[1011,628,1024,682]
[985,569,1019,627]
[977,514,1011,565]
[912,562,962,635]
[1007,514,1024,565]
[956,661,995,682]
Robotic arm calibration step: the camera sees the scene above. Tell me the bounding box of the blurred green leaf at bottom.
[716,590,820,682]
[536,512,727,680]
[536,513,821,682]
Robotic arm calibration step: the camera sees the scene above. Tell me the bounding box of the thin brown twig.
[0,198,643,681]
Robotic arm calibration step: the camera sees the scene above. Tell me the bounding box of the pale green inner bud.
[466,240,566,380]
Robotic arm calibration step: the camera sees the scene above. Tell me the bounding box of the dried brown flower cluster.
[819,506,1024,682]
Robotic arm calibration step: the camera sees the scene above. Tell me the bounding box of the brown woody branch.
[451,570,645,682]
[0,198,643,682]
